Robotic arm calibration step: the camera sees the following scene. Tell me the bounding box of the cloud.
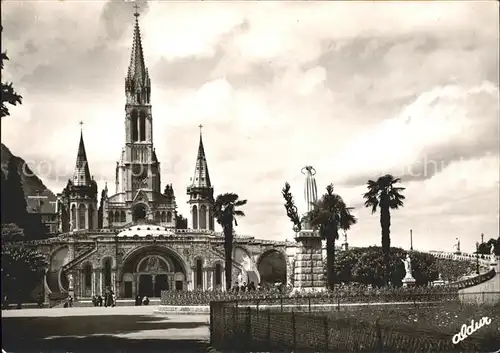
[1,1,498,252]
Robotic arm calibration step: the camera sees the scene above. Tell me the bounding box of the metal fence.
[210,292,500,353]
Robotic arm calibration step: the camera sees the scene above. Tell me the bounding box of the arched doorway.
[257,250,287,287]
[133,204,147,222]
[137,255,170,297]
[121,245,189,298]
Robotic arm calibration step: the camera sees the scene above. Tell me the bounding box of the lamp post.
[476,242,480,275]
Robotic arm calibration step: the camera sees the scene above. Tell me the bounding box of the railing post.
[280,296,283,312]
[267,309,271,343]
[324,316,329,351]
[256,299,259,315]
[246,306,252,344]
[337,295,340,312]
[292,311,297,349]
[308,296,311,312]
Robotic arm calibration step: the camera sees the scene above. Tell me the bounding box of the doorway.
[124,282,132,298]
[155,274,169,297]
[139,274,153,297]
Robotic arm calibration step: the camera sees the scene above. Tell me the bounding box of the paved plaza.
[2,306,210,353]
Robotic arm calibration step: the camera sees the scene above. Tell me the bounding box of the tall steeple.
[73,122,92,186]
[191,125,212,188]
[125,6,151,106]
[60,122,98,232]
[187,125,214,230]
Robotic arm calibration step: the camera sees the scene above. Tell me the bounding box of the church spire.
[73,125,92,186]
[191,125,211,188]
[125,4,151,105]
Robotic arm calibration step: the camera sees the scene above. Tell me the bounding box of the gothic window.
[139,111,146,141]
[78,204,86,230]
[161,212,166,223]
[209,207,214,230]
[120,211,126,222]
[114,211,120,223]
[192,206,198,229]
[83,263,92,289]
[108,211,114,223]
[71,205,77,230]
[196,259,203,289]
[166,211,172,223]
[215,263,222,286]
[154,211,161,222]
[88,204,94,230]
[131,110,138,142]
[104,258,112,287]
[199,205,207,229]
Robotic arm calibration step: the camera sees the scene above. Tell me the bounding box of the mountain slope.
[1,143,57,213]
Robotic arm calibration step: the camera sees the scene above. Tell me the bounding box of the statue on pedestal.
[490,244,497,262]
[454,238,461,253]
[401,254,412,278]
[68,274,74,290]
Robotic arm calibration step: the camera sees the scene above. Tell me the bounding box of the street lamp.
[476,242,480,275]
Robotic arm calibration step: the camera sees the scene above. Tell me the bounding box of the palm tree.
[212,193,247,291]
[363,174,405,282]
[307,184,357,290]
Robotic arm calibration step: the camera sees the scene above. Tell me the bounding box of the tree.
[175,214,188,229]
[330,247,442,287]
[1,26,23,119]
[478,238,500,256]
[1,223,25,242]
[307,184,357,290]
[211,193,247,291]
[363,174,405,284]
[282,182,302,233]
[1,243,47,304]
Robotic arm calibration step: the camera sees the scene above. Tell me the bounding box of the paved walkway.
[2,306,210,352]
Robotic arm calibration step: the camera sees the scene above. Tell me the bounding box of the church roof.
[73,131,92,186]
[190,131,211,188]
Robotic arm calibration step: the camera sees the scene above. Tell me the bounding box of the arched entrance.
[257,250,287,287]
[120,245,189,298]
[133,204,147,222]
[136,255,170,297]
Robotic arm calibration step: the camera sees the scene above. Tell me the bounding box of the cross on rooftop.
[27,190,48,213]
[199,124,203,134]
[133,3,140,17]
[79,121,84,130]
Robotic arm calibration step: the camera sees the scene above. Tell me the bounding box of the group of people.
[231,281,259,292]
[135,295,150,306]
[91,290,116,307]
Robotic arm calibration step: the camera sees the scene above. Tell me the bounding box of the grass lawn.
[2,306,210,353]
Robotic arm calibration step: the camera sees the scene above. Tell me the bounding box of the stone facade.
[28,228,296,300]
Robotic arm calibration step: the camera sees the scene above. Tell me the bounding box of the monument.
[401,254,416,287]
[454,238,461,254]
[292,166,326,292]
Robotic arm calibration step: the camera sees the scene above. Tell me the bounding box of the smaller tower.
[187,125,214,230]
[60,123,98,231]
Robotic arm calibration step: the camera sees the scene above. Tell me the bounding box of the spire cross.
[199,124,203,135]
[79,121,84,130]
[133,3,140,17]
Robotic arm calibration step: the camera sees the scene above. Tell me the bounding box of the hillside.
[1,143,57,213]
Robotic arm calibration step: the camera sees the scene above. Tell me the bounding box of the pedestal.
[402,276,416,288]
[292,229,326,293]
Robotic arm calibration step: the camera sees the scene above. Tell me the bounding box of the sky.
[1,1,499,253]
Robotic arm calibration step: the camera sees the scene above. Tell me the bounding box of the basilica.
[32,12,294,303]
